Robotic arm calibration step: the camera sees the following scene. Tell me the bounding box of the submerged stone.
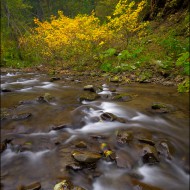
[11,113,32,121]
[116,150,135,169]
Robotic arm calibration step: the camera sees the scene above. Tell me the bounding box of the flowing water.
[1,71,189,190]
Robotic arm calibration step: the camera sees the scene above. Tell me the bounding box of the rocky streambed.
[0,71,189,190]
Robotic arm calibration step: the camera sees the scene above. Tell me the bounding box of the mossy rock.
[78,92,100,102]
[112,93,133,102]
[44,92,54,102]
[151,102,175,113]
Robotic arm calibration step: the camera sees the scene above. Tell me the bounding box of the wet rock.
[155,140,174,160]
[141,144,159,164]
[52,124,69,131]
[0,142,7,153]
[117,130,133,144]
[1,88,12,92]
[115,150,135,169]
[100,112,126,123]
[100,112,117,121]
[78,92,100,102]
[112,93,132,102]
[36,96,48,103]
[138,138,155,146]
[54,179,85,190]
[83,85,96,92]
[66,163,83,171]
[17,182,41,190]
[90,135,107,139]
[75,141,87,148]
[11,113,32,121]
[71,105,100,128]
[44,92,54,102]
[19,142,33,152]
[150,102,175,113]
[50,77,60,82]
[72,150,101,163]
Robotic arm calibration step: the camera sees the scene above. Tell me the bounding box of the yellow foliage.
[19,1,148,66]
[108,0,149,37]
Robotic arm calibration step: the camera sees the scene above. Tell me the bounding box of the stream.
[1,71,189,190]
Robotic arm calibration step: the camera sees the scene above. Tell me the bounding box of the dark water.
[1,72,189,190]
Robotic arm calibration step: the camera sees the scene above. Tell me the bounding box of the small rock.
[83,85,95,92]
[138,138,155,146]
[1,88,12,92]
[142,144,159,164]
[44,93,54,102]
[54,179,85,190]
[66,163,83,171]
[52,124,69,131]
[117,130,133,144]
[112,93,132,102]
[72,150,101,163]
[0,142,7,153]
[150,102,175,113]
[100,112,117,121]
[100,112,126,123]
[50,77,60,82]
[75,141,87,148]
[78,93,100,102]
[116,150,135,169]
[156,140,174,160]
[36,96,47,103]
